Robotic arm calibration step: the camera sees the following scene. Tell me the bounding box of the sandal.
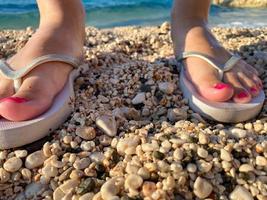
[177,51,265,123]
[0,54,88,149]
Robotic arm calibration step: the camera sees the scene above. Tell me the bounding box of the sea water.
[0,0,266,29]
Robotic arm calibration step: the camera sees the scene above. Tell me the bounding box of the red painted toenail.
[250,87,258,93]
[0,97,28,103]
[237,92,249,99]
[214,83,230,89]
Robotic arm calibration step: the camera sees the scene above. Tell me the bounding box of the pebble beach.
[0,23,267,200]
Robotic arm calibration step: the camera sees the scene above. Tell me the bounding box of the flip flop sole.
[179,68,265,123]
[0,64,88,149]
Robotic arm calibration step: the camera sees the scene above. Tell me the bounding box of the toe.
[0,90,53,122]
[236,71,260,97]
[195,76,234,102]
[224,72,252,103]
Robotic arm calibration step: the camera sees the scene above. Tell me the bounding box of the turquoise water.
[0,0,266,29]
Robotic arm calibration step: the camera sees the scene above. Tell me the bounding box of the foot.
[171,20,262,103]
[0,21,84,121]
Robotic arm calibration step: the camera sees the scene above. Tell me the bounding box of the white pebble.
[25,151,46,169]
[132,92,146,105]
[220,149,233,162]
[3,157,22,172]
[125,174,143,190]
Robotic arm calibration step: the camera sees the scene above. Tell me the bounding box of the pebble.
[173,149,183,160]
[42,165,58,178]
[0,168,10,183]
[197,147,208,159]
[256,156,267,166]
[3,157,22,172]
[187,163,197,173]
[220,149,233,162]
[117,137,139,155]
[96,115,117,137]
[158,82,176,94]
[230,128,247,138]
[60,179,80,194]
[142,181,156,197]
[100,177,123,200]
[14,150,28,158]
[89,152,105,163]
[193,177,213,199]
[76,126,96,140]
[73,158,91,170]
[125,174,143,190]
[239,164,254,172]
[25,151,46,169]
[79,193,94,200]
[167,108,187,122]
[132,92,146,105]
[229,186,253,200]
[198,132,210,144]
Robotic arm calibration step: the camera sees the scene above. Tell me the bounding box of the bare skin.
[0,0,85,121]
[171,0,262,103]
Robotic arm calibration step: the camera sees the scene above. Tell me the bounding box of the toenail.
[214,83,230,89]
[250,87,258,94]
[236,91,249,99]
[0,97,28,103]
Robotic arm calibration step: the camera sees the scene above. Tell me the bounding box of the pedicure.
[214,83,230,89]
[237,91,249,99]
[250,87,258,94]
[0,97,28,103]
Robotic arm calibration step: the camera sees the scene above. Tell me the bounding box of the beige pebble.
[220,149,233,162]
[60,179,80,194]
[125,174,143,190]
[239,164,255,172]
[53,187,65,200]
[79,193,94,200]
[256,156,267,166]
[117,137,139,155]
[3,157,22,172]
[193,177,213,199]
[73,158,91,170]
[142,181,156,197]
[173,149,183,160]
[42,165,58,178]
[76,126,96,140]
[198,132,209,144]
[25,151,46,169]
[21,168,32,180]
[101,177,123,200]
[197,147,208,159]
[229,186,253,200]
[0,168,10,183]
[14,150,28,158]
[96,115,117,137]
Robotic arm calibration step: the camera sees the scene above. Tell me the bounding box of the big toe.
[0,92,53,121]
[197,80,234,102]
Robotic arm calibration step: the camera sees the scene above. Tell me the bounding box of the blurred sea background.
[0,0,266,29]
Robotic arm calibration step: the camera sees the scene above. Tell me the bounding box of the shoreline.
[0,24,267,200]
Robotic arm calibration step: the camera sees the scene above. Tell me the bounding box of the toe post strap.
[0,54,81,92]
[176,51,242,81]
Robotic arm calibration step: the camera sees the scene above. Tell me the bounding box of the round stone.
[125,174,143,190]
[186,163,197,173]
[193,177,213,199]
[76,126,96,140]
[0,168,10,183]
[256,156,267,166]
[197,147,208,159]
[14,150,28,158]
[198,132,209,144]
[142,181,156,197]
[3,157,22,172]
[25,151,46,169]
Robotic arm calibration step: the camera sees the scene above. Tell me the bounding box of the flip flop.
[0,54,88,149]
[177,51,265,123]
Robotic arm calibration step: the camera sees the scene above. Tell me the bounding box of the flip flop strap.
[176,51,242,81]
[0,54,81,92]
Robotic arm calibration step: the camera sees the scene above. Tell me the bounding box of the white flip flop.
[0,54,88,149]
[177,51,265,123]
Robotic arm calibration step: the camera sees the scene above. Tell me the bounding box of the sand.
[0,23,267,200]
